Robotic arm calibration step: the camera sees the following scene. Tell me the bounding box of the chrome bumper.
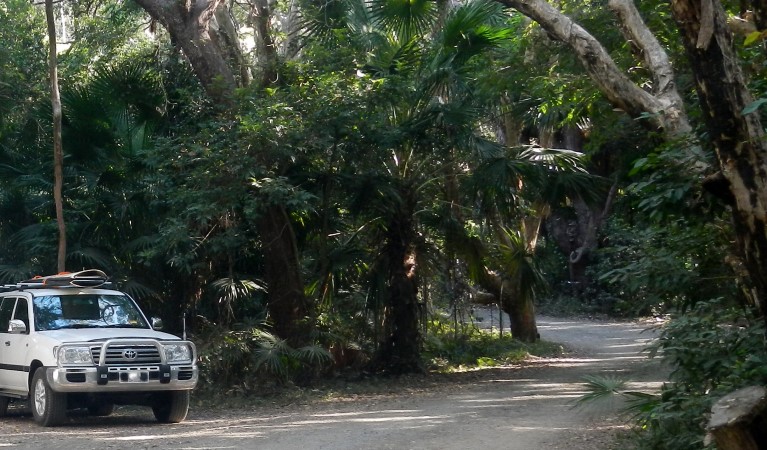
[47,365,198,393]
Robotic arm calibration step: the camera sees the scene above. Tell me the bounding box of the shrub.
[631,299,767,449]
[195,322,332,391]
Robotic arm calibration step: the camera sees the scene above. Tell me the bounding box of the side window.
[13,298,29,333]
[0,297,14,333]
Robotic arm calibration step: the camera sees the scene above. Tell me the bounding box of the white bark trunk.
[496,0,692,137]
[608,0,691,136]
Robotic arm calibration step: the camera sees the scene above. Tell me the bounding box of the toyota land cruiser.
[0,270,198,426]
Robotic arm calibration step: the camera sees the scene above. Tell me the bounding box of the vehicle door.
[0,296,15,389]
[0,297,31,391]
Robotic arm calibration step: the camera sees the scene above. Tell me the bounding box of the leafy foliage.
[423,315,563,370]
[196,323,332,389]
[631,300,767,449]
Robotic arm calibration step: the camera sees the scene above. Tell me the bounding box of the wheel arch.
[28,360,44,389]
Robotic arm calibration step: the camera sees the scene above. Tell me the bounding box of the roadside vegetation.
[2,0,767,448]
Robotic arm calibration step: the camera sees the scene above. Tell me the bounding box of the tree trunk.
[46,0,66,273]
[478,270,538,342]
[250,0,279,87]
[134,0,236,104]
[374,192,423,373]
[506,286,538,342]
[669,0,767,330]
[708,386,767,450]
[257,205,311,344]
[213,5,252,87]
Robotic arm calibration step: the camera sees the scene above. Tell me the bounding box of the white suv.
[0,270,198,426]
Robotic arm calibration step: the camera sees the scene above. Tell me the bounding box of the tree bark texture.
[478,270,538,342]
[134,0,237,104]
[373,192,423,373]
[46,0,66,273]
[250,0,279,87]
[669,0,767,326]
[707,386,767,450]
[213,5,252,87]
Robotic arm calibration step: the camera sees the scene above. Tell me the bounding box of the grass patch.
[423,319,565,372]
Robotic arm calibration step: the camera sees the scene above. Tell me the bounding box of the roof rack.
[0,269,112,293]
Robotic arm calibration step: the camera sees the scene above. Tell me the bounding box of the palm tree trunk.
[374,192,423,373]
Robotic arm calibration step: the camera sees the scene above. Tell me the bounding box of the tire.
[0,396,8,417]
[30,368,67,427]
[152,391,189,423]
[87,402,114,417]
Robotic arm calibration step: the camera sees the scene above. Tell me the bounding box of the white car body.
[0,283,198,426]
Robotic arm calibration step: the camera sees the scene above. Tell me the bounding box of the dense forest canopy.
[2,0,767,447]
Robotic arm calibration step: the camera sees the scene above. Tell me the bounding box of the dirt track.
[0,316,664,449]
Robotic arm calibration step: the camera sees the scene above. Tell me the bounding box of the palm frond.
[369,0,437,42]
[515,146,606,205]
[294,344,333,366]
[119,278,161,301]
[297,0,353,44]
[210,277,268,300]
[251,329,295,379]
[363,37,424,77]
[67,246,113,270]
[0,265,34,284]
[497,227,547,301]
[574,374,660,418]
[573,374,628,408]
[438,0,510,64]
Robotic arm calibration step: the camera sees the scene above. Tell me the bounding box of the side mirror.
[8,319,27,334]
[151,317,164,330]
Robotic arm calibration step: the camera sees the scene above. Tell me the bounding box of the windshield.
[33,294,150,331]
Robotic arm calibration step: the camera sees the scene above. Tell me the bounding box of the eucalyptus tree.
[492,0,767,331]
[131,0,315,342]
[668,0,767,333]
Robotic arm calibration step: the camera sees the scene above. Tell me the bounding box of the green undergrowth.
[423,319,565,372]
[192,319,565,409]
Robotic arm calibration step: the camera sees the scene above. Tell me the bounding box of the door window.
[12,298,29,333]
[0,297,14,333]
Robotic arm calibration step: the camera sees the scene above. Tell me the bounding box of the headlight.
[163,344,192,363]
[58,346,93,366]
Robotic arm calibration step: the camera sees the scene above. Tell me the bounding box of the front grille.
[91,344,162,365]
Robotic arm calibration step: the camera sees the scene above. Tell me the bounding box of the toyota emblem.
[123,349,138,360]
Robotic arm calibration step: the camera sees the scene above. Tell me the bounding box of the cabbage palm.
[301,0,517,370]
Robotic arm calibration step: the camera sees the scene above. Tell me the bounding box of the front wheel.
[30,368,67,426]
[152,391,189,423]
[0,396,9,417]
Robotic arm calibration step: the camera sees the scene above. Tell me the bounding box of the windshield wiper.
[53,324,100,329]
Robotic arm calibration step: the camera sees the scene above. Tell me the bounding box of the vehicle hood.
[38,328,185,344]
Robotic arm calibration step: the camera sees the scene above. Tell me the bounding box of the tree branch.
[496,0,692,137]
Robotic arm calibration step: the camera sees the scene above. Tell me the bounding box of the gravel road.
[0,316,665,449]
